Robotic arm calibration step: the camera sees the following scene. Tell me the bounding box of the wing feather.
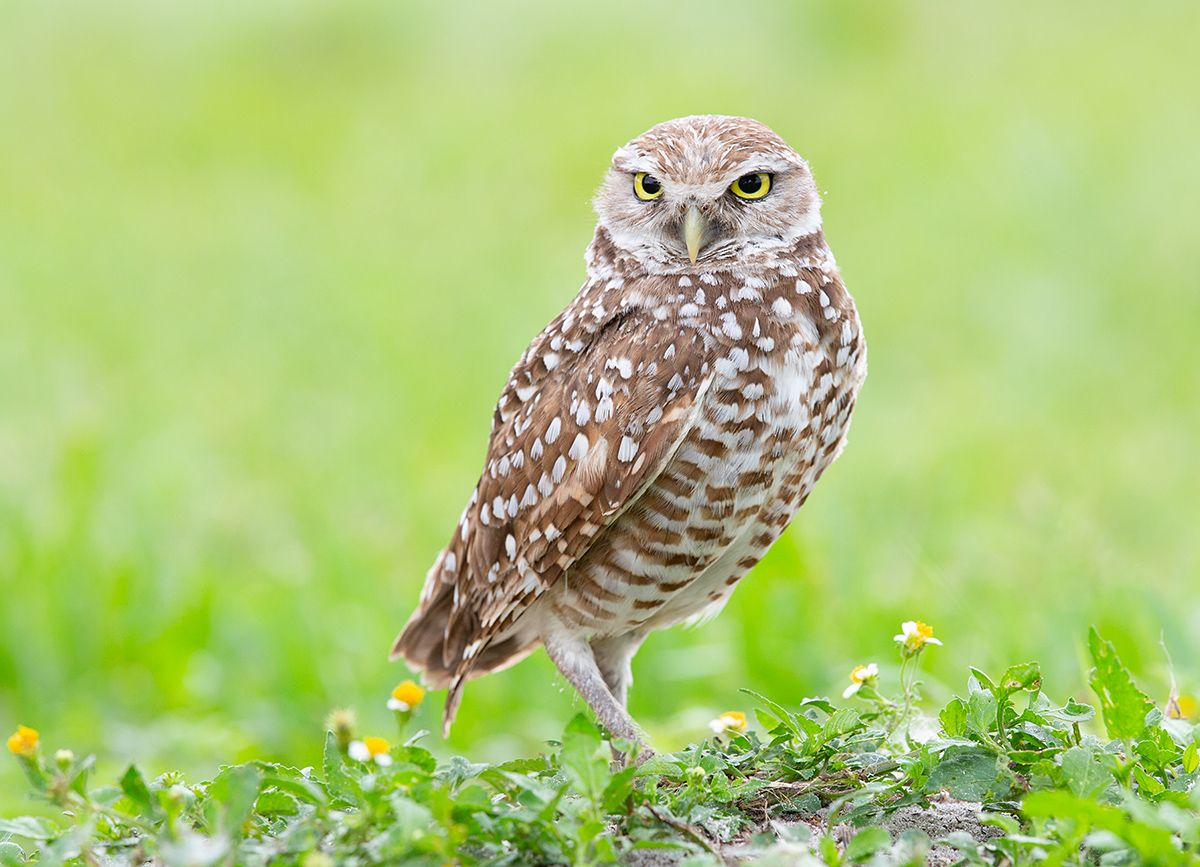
[393,302,713,696]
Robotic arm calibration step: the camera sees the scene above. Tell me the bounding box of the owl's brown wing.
[393,304,712,717]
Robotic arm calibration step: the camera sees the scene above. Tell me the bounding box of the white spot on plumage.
[552,455,567,483]
[576,401,592,426]
[545,417,562,443]
[505,534,516,559]
[720,313,742,339]
[531,438,544,460]
[569,433,589,460]
[618,436,639,462]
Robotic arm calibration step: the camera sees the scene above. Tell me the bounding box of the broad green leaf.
[1132,765,1165,798]
[1182,741,1199,774]
[1040,697,1095,725]
[0,842,23,867]
[822,708,862,740]
[601,764,636,813]
[253,790,299,816]
[0,817,58,841]
[208,764,263,838]
[1061,745,1113,799]
[560,714,608,807]
[844,825,890,861]
[999,662,1042,693]
[940,698,968,737]
[1087,627,1154,741]
[322,732,359,805]
[260,774,327,806]
[966,690,997,736]
[925,746,1012,801]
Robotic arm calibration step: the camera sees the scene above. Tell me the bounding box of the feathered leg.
[542,628,644,745]
[590,633,645,708]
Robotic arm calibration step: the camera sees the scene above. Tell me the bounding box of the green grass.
[4,630,1198,864]
[1,0,1199,811]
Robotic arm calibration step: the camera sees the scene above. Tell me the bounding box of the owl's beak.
[681,205,706,265]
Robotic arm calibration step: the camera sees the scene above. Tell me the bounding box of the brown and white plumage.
[393,116,866,743]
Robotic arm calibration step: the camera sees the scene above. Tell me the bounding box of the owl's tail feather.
[392,586,540,735]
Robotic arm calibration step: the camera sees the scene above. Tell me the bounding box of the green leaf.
[822,708,862,740]
[322,731,359,804]
[844,826,890,862]
[560,713,608,807]
[601,764,636,813]
[966,690,997,736]
[925,746,1013,801]
[1182,741,1199,774]
[0,841,24,867]
[740,689,807,741]
[254,790,299,816]
[940,698,968,737]
[999,662,1042,693]
[1087,627,1154,741]
[119,765,159,819]
[1040,697,1095,725]
[969,669,997,693]
[1061,745,1113,799]
[0,817,58,842]
[1132,765,1165,798]
[208,764,263,838]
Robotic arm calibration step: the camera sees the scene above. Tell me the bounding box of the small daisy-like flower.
[347,736,393,766]
[842,663,880,698]
[708,711,748,735]
[894,620,942,656]
[6,725,39,757]
[387,680,426,713]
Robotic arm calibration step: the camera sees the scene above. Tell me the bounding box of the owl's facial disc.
[593,116,822,272]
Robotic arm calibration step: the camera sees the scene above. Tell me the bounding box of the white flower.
[347,736,393,766]
[894,620,942,655]
[842,663,880,698]
[708,711,748,735]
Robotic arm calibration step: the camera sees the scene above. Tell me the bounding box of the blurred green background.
[2,0,1198,808]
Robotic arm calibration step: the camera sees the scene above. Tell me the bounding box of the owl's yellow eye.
[730,172,772,200]
[633,172,663,201]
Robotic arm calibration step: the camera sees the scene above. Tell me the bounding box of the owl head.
[594,115,822,273]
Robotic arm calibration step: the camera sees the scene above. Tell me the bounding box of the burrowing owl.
[393,116,866,745]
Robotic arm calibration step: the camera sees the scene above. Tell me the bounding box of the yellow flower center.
[915,622,934,640]
[391,680,426,709]
[850,665,870,683]
[6,725,39,756]
[362,736,391,758]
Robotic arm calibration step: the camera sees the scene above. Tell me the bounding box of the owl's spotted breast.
[544,231,865,635]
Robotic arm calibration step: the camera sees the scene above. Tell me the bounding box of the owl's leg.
[542,628,644,745]
[590,633,645,709]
